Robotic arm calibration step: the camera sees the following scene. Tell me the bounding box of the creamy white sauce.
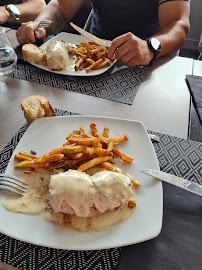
[46,41,69,70]
[1,169,136,232]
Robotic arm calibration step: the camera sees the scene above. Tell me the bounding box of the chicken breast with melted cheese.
[49,169,134,218]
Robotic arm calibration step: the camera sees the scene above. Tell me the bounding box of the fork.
[35,20,52,34]
[0,174,28,196]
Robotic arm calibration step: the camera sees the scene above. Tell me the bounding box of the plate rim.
[29,32,115,77]
[1,115,163,250]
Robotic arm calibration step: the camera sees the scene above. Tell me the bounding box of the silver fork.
[35,20,52,33]
[0,174,28,196]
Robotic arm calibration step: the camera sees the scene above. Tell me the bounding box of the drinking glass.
[0,27,17,75]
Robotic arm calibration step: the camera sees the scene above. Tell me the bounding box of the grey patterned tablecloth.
[0,109,201,270]
[8,60,147,105]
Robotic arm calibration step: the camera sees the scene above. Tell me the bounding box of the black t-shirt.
[90,0,190,40]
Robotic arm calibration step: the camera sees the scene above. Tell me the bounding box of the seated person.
[0,0,48,30]
[16,0,190,68]
[198,33,202,61]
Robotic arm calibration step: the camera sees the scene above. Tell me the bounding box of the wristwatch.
[147,37,161,64]
[5,4,21,22]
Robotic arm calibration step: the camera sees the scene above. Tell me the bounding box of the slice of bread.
[22,44,46,66]
[21,95,56,124]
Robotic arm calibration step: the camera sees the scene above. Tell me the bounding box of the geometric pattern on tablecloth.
[8,60,147,105]
[149,131,202,185]
[0,109,122,270]
[0,110,202,270]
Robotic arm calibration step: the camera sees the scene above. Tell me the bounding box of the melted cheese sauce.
[1,169,136,232]
[46,41,70,70]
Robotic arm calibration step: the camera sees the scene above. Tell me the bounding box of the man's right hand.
[16,21,47,45]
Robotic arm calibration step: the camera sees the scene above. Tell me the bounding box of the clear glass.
[0,27,17,75]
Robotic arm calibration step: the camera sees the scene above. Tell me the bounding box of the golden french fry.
[94,58,110,69]
[64,145,87,154]
[79,125,85,135]
[107,139,114,152]
[14,154,34,161]
[35,154,64,164]
[85,58,103,73]
[103,126,109,138]
[67,152,83,160]
[78,156,113,172]
[68,137,100,146]
[19,152,37,159]
[131,179,141,187]
[15,160,43,169]
[43,146,67,157]
[90,122,100,137]
[100,161,116,171]
[84,147,109,156]
[112,147,134,163]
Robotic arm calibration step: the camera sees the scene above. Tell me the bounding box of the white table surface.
[193,59,202,76]
[0,56,193,152]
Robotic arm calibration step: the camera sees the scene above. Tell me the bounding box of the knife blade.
[140,169,202,197]
[70,22,109,48]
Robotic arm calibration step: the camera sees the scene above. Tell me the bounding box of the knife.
[70,22,110,48]
[140,169,202,197]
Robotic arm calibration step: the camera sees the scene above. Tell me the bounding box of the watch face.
[151,38,160,51]
[8,4,20,16]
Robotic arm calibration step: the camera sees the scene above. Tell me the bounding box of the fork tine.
[0,174,28,186]
[0,179,27,189]
[0,185,25,196]
[0,181,27,193]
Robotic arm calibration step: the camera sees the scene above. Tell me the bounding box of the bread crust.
[22,44,47,66]
[21,95,56,124]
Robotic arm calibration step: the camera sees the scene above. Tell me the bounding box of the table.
[0,55,193,152]
[0,30,201,270]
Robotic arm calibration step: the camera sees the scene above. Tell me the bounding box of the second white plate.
[31,33,115,76]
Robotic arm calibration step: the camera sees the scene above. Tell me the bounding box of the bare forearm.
[15,0,46,22]
[198,34,202,53]
[153,19,190,57]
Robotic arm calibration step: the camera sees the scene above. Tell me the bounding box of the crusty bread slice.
[21,95,56,124]
[22,44,46,66]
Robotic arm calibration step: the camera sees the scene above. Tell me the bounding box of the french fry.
[43,146,67,157]
[78,156,113,172]
[19,152,37,159]
[14,160,43,169]
[100,161,117,172]
[14,154,35,161]
[85,58,103,73]
[84,147,109,156]
[64,145,87,154]
[112,148,134,163]
[103,126,109,138]
[35,154,64,164]
[68,137,100,146]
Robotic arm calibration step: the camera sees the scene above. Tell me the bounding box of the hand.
[16,21,47,45]
[108,32,154,67]
[0,6,13,24]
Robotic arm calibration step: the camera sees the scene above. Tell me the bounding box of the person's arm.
[198,33,202,54]
[109,1,190,67]
[16,0,84,45]
[0,0,46,24]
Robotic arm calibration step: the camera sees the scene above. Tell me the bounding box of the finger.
[108,34,128,59]
[35,28,46,40]
[117,49,134,65]
[23,22,38,43]
[115,41,131,61]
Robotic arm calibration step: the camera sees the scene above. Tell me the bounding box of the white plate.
[31,33,115,76]
[0,116,162,250]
